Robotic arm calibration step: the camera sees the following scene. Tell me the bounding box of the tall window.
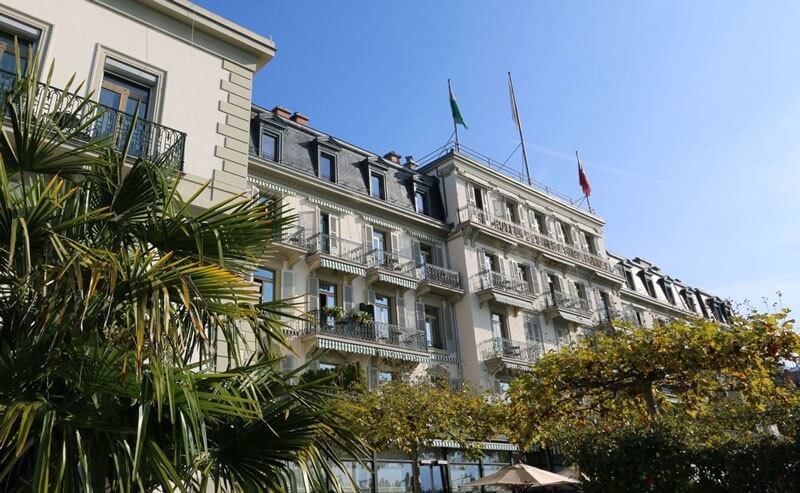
[533,211,548,235]
[0,29,36,73]
[370,172,385,200]
[415,190,429,215]
[419,243,434,266]
[547,274,561,295]
[559,222,573,245]
[473,185,484,210]
[373,294,392,338]
[424,306,445,350]
[490,312,508,339]
[254,268,275,303]
[516,263,529,284]
[319,153,335,182]
[484,253,499,273]
[599,291,612,320]
[505,202,517,223]
[583,232,598,254]
[319,282,337,327]
[260,131,278,161]
[624,270,635,290]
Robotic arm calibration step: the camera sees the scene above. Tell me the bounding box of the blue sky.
[197,0,800,317]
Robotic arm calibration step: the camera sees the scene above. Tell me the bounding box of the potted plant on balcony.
[320,305,345,322]
[350,309,373,327]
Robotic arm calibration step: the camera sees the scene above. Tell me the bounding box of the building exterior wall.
[2,0,274,207]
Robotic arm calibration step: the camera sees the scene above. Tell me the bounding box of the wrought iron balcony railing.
[458,205,621,277]
[420,263,462,290]
[0,69,186,169]
[474,269,531,298]
[542,291,592,314]
[278,226,306,248]
[365,249,419,278]
[300,318,428,352]
[478,337,542,363]
[306,233,366,263]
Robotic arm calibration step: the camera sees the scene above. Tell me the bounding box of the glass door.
[373,294,391,340]
[420,463,448,493]
[372,230,386,267]
[98,73,151,156]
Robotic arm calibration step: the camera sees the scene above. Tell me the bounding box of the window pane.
[371,173,384,199]
[261,132,277,161]
[376,462,413,493]
[320,154,334,181]
[255,269,275,303]
[415,192,428,214]
[99,87,122,111]
[330,461,371,493]
[450,465,480,489]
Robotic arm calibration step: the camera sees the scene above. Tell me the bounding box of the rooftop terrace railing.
[0,69,186,169]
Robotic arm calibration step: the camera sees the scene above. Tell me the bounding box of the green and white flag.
[448,80,468,129]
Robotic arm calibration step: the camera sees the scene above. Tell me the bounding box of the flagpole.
[448,79,460,151]
[576,150,593,212]
[508,72,532,186]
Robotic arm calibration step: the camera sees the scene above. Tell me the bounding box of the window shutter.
[517,204,527,228]
[306,276,318,313]
[529,264,540,294]
[477,250,487,273]
[329,214,340,256]
[443,303,457,353]
[367,289,375,305]
[432,244,444,266]
[397,296,407,327]
[498,256,507,276]
[529,210,539,233]
[390,231,400,254]
[493,195,506,219]
[363,223,374,250]
[481,189,491,214]
[416,301,426,339]
[571,226,581,247]
[467,183,477,206]
[411,239,422,267]
[343,283,353,315]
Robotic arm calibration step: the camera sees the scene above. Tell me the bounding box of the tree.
[345,381,505,493]
[507,312,800,491]
[0,59,364,491]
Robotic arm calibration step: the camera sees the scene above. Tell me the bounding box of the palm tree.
[0,55,364,492]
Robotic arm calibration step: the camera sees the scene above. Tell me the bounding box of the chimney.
[404,155,417,169]
[272,105,291,119]
[384,151,401,164]
[291,112,309,126]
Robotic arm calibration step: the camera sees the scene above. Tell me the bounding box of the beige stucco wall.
[3,0,269,206]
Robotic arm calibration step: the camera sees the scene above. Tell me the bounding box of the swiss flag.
[577,152,592,197]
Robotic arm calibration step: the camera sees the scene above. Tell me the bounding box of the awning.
[377,348,430,363]
[316,337,376,355]
[554,310,593,325]
[538,251,575,267]
[501,360,532,372]
[432,353,458,363]
[377,272,418,290]
[492,293,534,311]
[319,258,366,276]
[429,439,519,451]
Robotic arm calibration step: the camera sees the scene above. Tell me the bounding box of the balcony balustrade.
[458,205,622,278]
[478,337,542,373]
[0,69,186,168]
[475,270,531,298]
[365,250,419,278]
[541,291,594,325]
[278,226,307,249]
[419,263,463,292]
[306,233,366,263]
[299,318,428,354]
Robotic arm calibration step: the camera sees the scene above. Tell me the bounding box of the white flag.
[508,72,522,131]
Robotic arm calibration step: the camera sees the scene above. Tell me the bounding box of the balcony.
[296,319,430,363]
[0,70,186,169]
[273,226,307,263]
[417,263,463,298]
[473,270,534,312]
[306,233,367,276]
[541,292,594,325]
[478,337,542,373]
[457,205,623,282]
[365,250,420,290]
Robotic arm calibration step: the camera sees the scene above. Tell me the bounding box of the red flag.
[576,152,592,197]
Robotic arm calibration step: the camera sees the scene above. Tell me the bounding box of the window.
[100,72,151,120]
[373,294,391,324]
[370,172,385,200]
[319,153,335,182]
[505,202,517,223]
[559,221,573,245]
[0,31,34,73]
[547,274,561,295]
[490,312,508,339]
[378,371,394,383]
[583,232,598,254]
[599,291,612,320]
[99,68,155,157]
[473,185,484,210]
[638,272,656,297]
[318,282,337,309]
[424,306,445,350]
[330,461,371,493]
[254,268,275,303]
[419,243,434,266]
[574,282,588,300]
[318,362,338,371]
[516,263,529,284]
[484,253,499,273]
[624,269,636,290]
[660,279,676,304]
[533,211,548,235]
[260,131,278,161]
[415,190,429,214]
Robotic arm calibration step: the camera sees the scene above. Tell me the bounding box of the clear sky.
[197,0,800,317]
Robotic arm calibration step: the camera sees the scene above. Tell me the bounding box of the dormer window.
[319,153,335,182]
[370,171,385,200]
[260,131,278,162]
[415,190,429,215]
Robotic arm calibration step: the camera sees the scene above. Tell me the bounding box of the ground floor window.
[375,461,413,492]
[331,461,372,493]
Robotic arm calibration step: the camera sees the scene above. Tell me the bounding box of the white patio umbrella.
[461,463,579,491]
